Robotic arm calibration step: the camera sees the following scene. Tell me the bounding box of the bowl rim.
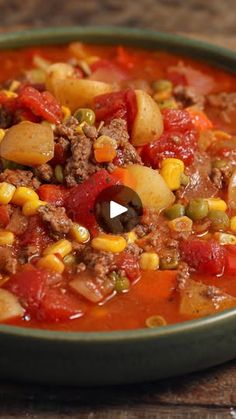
[0,25,236,342]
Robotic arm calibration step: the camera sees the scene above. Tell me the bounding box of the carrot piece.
[135,270,177,300]
[94,145,116,163]
[111,167,136,189]
[186,107,213,132]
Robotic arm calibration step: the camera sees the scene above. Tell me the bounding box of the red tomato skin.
[5,266,49,316]
[20,215,52,254]
[65,169,118,229]
[115,253,141,281]
[141,109,198,168]
[38,288,85,322]
[224,245,236,275]
[17,86,62,124]
[0,205,11,227]
[180,239,226,275]
[38,185,69,207]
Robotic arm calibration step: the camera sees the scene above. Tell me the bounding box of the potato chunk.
[0,121,54,166]
[126,164,174,211]
[52,79,112,112]
[0,289,24,321]
[131,90,163,146]
[180,279,236,318]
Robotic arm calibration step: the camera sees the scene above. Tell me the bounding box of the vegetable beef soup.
[0,42,235,331]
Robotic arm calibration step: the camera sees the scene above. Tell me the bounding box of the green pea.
[186,199,209,221]
[63,254,77,265]
[180,173,190,186]
[208,210,230,231]
[158,99,177,110]
[152,79,172,92]
[212,159,228,170]
[114,276,130,293]
[74,108,96,125]
[54,165,64,183]
[165,204,185,220]
[159,256,178,270]
[146,315,167,328]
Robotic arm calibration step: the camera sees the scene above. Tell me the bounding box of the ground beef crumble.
[176,261,190,290]
[0,246,17,275]
[34,164,54,183]
[207,92,236,123]
[37,204,72,235]
[0,169,40,189]
[173,85,205,110]
[77,246,115,280]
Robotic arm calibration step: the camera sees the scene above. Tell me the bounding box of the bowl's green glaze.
[0,27,236,386]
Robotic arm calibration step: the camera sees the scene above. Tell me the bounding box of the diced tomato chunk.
[38,185,69,206]
[5,265,49,316]
[180,239,225,275]
[115,253,141,281]
[17,86,62,124]
[20,215,52,254]
[38,288,85,322]
[224,245,236,275]
[65,169,118,230]
[50,143,69,166]
[0,205,11,227]
[141,109,198,168]
[93,89,137,132]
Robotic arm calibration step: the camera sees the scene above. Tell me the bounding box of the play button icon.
[94,185,143,234]
[110,201,128,219]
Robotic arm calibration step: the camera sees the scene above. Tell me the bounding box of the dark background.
[0,1,236,418]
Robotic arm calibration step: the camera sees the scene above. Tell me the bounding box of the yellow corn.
[0,129,6,142]
[1,89,18,98]
[94,135,117,150]
[37,254,65,274]
[91,234,127,253]
[75,121,86,134]
[0,182,16,205]
[214,232,236,245]
[126,231,137,244]
[160,158,185,191]
[140,252,159,270]
[12,187,39,206]
[43,239,72,258]
[154,90,172,102]
[69,223,90,243]
[230,216,236,233]
[168,216,193,232]
[22,200,47,216]
[0,231,14,245]
[213,130,231,141]
[206,198,227,212]
[61,106,71,122]
[9,80,21,92]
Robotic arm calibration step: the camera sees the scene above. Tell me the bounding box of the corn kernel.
[153,89,172,102]
[0,129,6,142]
[214,232,236,245]
[12,187,39,206]
[94,135,118,150]
[2,89,18,98]
[61,106,71,122]
[206,198,227,212]
[0,231,14,245]
[69,223,90,243]
[126,231,137,244]
[140,252,159,270]
[168,216,193,232]
[75,121,86,134]
[9,80,21,92]
[43,239,72,258]
[0,182,16,204]
[91,234,127,253]
[160,158,184,191]
[22,200,47,216]
[230,216,236,233]
[37,254,64,274]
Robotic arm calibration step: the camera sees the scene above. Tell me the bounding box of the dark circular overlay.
[94,185,143,234]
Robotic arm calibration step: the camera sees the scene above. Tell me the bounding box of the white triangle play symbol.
[110,200,128,219]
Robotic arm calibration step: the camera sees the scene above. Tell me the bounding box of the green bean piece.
[146,315,167,328]
[186,199,209,221]
[165,204,185,220]
[208,210,230,231]
[1,158,25,170]
[114,276,130,293]
[159,256,178,270]
[54,165,64,183]
[152,79,173,92]
[74,108,96,125]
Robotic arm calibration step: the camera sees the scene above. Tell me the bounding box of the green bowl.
[0,27,236,386]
